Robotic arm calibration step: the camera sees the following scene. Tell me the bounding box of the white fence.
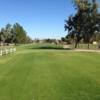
[0,48,16,56]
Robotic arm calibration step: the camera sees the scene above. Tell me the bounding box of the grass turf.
[0,44,100,100]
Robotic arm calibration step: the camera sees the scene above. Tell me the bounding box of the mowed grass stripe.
[0,46,100,100]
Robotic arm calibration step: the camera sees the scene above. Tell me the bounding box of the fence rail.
[0,48,16,56]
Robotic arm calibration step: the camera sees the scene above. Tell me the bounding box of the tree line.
[0,23,32,45]
[64,0,100,48]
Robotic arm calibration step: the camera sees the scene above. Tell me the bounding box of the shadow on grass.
[24,44,72,50]
[31,47,72,50]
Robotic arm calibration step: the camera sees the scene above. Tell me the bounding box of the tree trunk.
[87,43,90,49]
[98,42,100,49]
[75,41,78,48]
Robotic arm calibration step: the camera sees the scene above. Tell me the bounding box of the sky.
[0,0,99,39]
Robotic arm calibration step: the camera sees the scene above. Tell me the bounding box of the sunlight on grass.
[0,44,100,100]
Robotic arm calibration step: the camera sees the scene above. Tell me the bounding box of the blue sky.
[0,0,99,39]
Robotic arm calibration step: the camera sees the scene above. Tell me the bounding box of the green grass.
[0,44,100,100]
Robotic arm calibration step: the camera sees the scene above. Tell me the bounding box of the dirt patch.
[74,49,100,53]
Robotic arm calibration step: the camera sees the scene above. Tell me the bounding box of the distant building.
[93,41,97,45]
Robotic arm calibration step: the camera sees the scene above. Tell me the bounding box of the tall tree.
[0,28,5,45]
[5,23,12,43]
[0,23,32,45]
[13,23,27,44]
[65,0,100,48]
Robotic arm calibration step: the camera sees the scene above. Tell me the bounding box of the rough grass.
[71,43,98,49]
[0,44,100,100]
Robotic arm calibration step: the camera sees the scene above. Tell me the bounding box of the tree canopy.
[0,23,32,45]
[65,0,100,48]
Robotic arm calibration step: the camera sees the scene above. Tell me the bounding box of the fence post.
[10,48,12,53]
[0,48,16,56]
[13,48,16,52]
[0,50,2,56]
[5,48,8,54]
